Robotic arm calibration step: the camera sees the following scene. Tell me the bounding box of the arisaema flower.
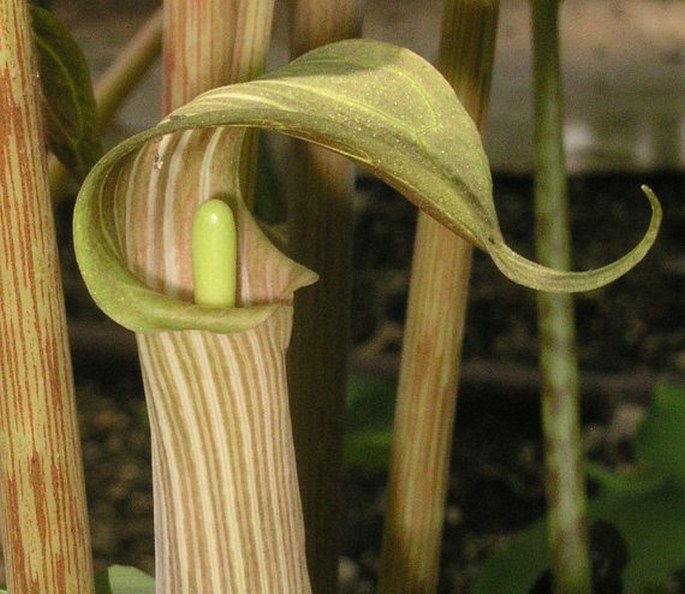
[74,39,661,593]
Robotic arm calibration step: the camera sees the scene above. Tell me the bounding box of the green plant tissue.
[94,565,155,594]
[635,385,685,489]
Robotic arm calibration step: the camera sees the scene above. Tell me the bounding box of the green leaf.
[586,461,665,496]
[472,484,685,594]
[74,39,661,333]
[591,485,685,591]
[344,374,396,471]
[471,516,549,594]
[30,5,101,181]
[94,565,155,594]
[473,387,685,594]
[636,385,685,489]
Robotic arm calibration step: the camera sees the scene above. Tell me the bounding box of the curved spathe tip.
[488,186,662,293]
[74,38,663,322]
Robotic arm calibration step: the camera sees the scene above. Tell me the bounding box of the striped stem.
[162,0,273,112]
[138,308,311,593]
[378,2,499,592]
[531,1,591,591]
[163,0,274,205]
[118,122,315,593]
[0,1,94,591]
[132,6,307,590]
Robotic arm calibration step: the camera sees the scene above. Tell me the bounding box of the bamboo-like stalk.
[163,0,274,200]
[286,2,362,592]
[138,310,312,593]
[135,1,310,591]
[531,1,591,592]
[378,2,499,593]
[50,7,163,200]
[163,0,273,112]
[0,1,94,592]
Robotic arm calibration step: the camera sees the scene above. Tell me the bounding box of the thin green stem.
[531,1,591,592]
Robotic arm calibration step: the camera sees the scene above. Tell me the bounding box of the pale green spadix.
[191,199,237,308]
[73,39,662,333]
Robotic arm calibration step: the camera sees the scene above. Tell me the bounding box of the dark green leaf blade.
[30,5,102,181]
[344,374,396,471]
[472,484,685,594]
[635,385,685,490]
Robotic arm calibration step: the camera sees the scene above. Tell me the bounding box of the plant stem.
[95,7,163,128]
[377,2,498,593]
[163,0,273,112]
[50,7,163,200]
[134,2,290,591]
[163,0,274,200]
[83,124,316,592]
[138,310,311,593]
[0,1,94,591]
[530,1,591,592]
[286,2,362,592]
